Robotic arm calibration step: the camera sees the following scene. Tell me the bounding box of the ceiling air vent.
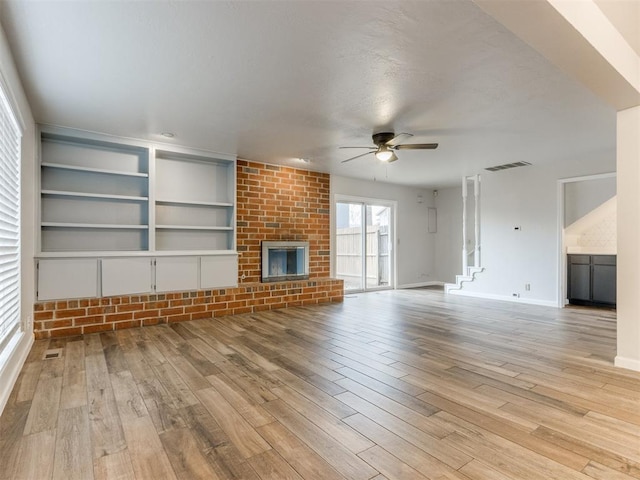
[485,161,531,172]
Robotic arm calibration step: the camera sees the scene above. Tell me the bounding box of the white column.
[473,174,481,268]
[616,105,640,372]
[462,177,468,273]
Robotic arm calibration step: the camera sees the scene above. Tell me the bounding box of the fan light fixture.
[375,145,397,162]
[340,131,437,164]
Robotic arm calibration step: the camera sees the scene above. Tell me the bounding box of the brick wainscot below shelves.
[33,279,344,340]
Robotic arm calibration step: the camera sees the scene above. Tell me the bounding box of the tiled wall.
[33,160,342,339]
[579,216,616,251]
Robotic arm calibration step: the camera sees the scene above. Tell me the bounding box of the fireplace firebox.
[262,241,309,282]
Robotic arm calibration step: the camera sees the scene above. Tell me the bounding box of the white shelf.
[155,225,233,231]
[39,128,236,269]
[41,162,148,178]
[156,198,233,207]
[36,250,238,258]
[42,222,149,229]
[41,190,148,202]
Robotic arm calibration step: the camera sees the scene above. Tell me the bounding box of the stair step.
[445,266,484,294]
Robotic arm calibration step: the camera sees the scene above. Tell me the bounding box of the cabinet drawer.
[592,255,616,266]
[568,254,590,265]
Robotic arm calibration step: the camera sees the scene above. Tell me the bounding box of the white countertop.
[566,246,616,255]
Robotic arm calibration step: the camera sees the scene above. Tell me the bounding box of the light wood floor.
[1,288,639,480]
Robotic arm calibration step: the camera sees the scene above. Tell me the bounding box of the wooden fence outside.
[336,225,389,290]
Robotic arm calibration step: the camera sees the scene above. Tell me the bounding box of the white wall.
[330,175,436,288]
[453,155,615,306]
[433,186,462,283]
[564,176,616,226]
[616,105,640,371]
[0,20,37,415]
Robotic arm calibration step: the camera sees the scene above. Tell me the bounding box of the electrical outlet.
[525,283,531,291]
[512,293,520,298]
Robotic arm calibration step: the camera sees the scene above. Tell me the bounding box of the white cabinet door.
[201,254,238,289]
[155,256,199,293]
[37,258,99,301]
[102,258,153,297]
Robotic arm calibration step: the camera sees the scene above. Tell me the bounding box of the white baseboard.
[0,331,34,416]
[398,281,445,289]
[614,355,640,372]
[447,289,558,308]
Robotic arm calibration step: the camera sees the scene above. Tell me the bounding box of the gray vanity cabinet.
[567,254,616,307]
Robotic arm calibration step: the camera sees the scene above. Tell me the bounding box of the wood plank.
[256,420,346,480]
[85,353,112,392]
[137,376,187,434]
[335,391,471,469]
[248,449,304,480]
[101,331,129,374]
[263,398,379,480]
[15,360,43,403]
[581,460,639,480]
[335,377,447,437]
[53,405,94,480]
[207,372,275,427]
[152,361,200,409]
[60,340,87,409]
[121,414,178,480]
[12,430,56,480]
[87,385,127,459]
[93,450,136,480]
[196,386,272,459]
[23,376,63,435]
[273,368,356,419]
[343,413,467,479]
[357,445,430,480]
[179,403,261,480]
[417,390,590,470]
[160,427,222,480]
[167,353,212,392]
[109,370,149,422]
[0,400,31,476]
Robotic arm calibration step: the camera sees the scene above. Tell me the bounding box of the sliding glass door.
[335,200,394,292]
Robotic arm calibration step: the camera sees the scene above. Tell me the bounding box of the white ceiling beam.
[473,0,640,110]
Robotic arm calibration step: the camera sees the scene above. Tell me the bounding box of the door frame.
[332,194,397,293]
[556,172,616,308]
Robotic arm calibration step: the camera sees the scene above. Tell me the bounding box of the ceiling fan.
[340,132,438,164]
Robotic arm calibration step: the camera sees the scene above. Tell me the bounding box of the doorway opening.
[335,199,395,293]
[557,173,616,308]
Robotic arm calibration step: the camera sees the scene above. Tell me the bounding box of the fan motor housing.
[372,132,396,146]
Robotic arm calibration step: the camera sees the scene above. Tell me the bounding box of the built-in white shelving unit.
[155,149,235,251]
[36,127,238,300]
[40,132,150,252]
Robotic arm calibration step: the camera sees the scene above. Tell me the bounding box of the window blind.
[0,81,21,353]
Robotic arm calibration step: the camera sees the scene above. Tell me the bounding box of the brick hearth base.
[33,278,343,339]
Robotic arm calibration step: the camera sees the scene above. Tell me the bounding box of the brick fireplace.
[33,159,343,339]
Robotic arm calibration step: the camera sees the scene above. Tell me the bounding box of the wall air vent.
[485,161,531,172]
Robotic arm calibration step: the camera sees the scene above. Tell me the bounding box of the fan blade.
[341,151,375,163]
[386,132,413,146]
[338,146,376,149]
[394,143,439,150]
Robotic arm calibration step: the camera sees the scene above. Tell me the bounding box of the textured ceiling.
[0,0,617,187]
